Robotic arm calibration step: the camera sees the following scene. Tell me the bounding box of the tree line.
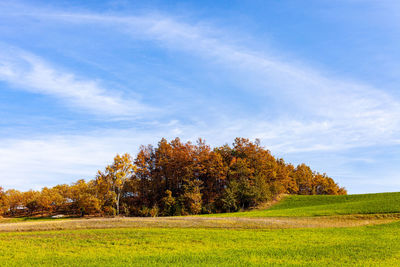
[0,138,346,217]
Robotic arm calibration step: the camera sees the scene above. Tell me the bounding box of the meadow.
[1,192,400,266]
[206,192,400,217]
[1,223,400,266]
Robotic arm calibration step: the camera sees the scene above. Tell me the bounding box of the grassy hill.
[207,192,400,217]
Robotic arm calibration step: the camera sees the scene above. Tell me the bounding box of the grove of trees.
[0,138,346,217]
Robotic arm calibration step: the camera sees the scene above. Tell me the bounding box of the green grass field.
[207,192,400,217]
[1,223,400,266]
[1,192,400,266]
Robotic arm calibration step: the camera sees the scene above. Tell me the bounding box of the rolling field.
[206,192,400,217]
[1,192,400,266]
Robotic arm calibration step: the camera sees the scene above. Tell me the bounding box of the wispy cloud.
[0,45,151,118]
[1,3,400,192]
[11,9,399,150]
[1,122,399,192]
[0,134,129,190]
[0,127,200,190]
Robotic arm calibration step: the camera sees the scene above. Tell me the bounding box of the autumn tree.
[312,174,347,195]
[0,187,8,216]
[275,159,298,194]
[194,139,227,213]
[69,180,101,216]
[23,190,41,215]
[96,153,136,215]
[5,189,23,216]
[1,137,346,218]
[182,179,202,214]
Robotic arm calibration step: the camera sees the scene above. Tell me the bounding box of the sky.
[0,0,399,193]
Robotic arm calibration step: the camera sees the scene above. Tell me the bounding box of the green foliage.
[221,181,239,212]
[161,190,176,216]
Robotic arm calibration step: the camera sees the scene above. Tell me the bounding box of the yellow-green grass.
[1,222,400,266]
[0,216,76,224]
[206,192,400,217]
[1,192,400,266]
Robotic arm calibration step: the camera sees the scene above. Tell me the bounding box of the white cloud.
[1,5,400,192]
[0,46,151,117]
[0,125,209,190]
[0,132,144,190]
[17,10,400,150]
[0,121,398,192]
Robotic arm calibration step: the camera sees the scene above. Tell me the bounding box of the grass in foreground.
[1,192,400,266]
[1,222,400,266]
[206,192,400,217]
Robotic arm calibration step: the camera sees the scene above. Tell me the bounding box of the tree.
[6,189,23,215]
[69,180,101,216]
[0,137,346,218]
[293,164,314,195]
[227,158,256,209]
[0,187,8,216]
[96,153,135,215]
[221,180,241,212]
[195,139,227,211]
[23,190,40,215]
[312,174,347,195]
[182,179,202,214]
[161,190,176,216]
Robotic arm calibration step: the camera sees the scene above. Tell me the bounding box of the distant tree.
[228,158,257,209]
[293,164,314,195]
[0,187,8,216]
[1,137,346,218]
[221,181,239,212]
[5,189,23,215]
[23,190,40,215]
[195,139,227,211]
[312,174,347,195]
[69,180,101,216]
[275,160,298,194]
[161,190,176,216]
[130,145,154,211]
[96,154,135,216]
[182,179,202,214]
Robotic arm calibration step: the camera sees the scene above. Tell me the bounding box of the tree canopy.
[0,138,346,217]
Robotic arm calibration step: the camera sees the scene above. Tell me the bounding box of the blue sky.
[0,0,399,193]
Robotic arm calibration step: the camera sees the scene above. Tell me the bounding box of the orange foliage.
[0,138,346,217]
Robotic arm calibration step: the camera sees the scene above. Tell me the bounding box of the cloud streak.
[13,9,400,150]
[0,45,150,118]
[1,3,400,193]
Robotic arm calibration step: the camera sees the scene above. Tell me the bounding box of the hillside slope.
[207,192,400,217]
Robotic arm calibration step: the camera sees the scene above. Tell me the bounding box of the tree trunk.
[116,192,120,216]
